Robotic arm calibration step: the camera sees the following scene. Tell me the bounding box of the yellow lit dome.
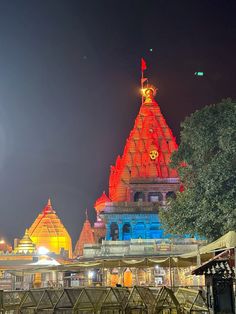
[14,229,36,254]
[28,199,72,258]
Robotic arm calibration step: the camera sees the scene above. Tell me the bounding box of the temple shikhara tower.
[100,84,179,240]
[28,199,72,258]
[75,79,185,257]
[109,85,178,203]
[74,210,95,256]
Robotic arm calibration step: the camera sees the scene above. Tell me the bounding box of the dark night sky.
[0,0,235,245]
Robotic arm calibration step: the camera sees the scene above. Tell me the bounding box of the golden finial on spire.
[141,84,158,103]
[85,208,88,220]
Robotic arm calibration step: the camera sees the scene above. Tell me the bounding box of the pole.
[234,247,236,314]
[21,271,24,290]
[197,244,201,266]
[169,256,173,289]
[141,69,144,104]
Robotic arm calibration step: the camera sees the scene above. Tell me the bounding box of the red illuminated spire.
[109,84,179,201]
[42,198,54,214]
[74,210,95,257]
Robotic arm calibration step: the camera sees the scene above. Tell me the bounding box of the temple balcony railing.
[101,201,161,214]
[129,177,180,184]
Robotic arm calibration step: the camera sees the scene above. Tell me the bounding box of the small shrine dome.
[94,191,111,214]
[14,229,36,254]
[74,210,95,257]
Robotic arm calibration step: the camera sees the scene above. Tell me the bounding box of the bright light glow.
[38,246,49,255]
[0,240,5,244]
[155,265,159,269]
[141,88,145,94]
[29,256,60,266]
[88,271,95,279]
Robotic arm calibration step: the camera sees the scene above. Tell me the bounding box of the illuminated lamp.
[88,271,95,279]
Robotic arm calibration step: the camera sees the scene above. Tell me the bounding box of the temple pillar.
[126,187,131,202]
[129,189,134,202]
[118,267,122,285]
[118,223,123,240]
[162,193,167,206]
[106,269,111,286]
[131,222,136,239]
[146,221,151,239]
[101,268,106,286]
[106,223,111,240]
[133,268,138,286]
[144,191,148,202]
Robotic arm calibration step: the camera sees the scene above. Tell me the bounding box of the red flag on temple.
[141,58,147,71]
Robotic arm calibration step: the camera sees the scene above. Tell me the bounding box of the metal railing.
[0,286,209,313]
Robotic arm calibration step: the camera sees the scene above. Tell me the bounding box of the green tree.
[160,99,236,240]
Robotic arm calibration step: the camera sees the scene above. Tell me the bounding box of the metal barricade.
[0,286,210,314]
[175,288,209,314]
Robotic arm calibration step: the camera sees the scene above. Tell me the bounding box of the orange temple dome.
[28,199,72,258]
[94,191,111,214]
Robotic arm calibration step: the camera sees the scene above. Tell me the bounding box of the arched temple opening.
[122,223,132,240]
[110,222,119,241]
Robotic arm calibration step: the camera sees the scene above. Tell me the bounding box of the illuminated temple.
[28,199,72,258]
[0,200,72,290]
[75,84,199,258]
[0,79,208,290]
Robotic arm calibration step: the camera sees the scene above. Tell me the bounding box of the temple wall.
[83,238,201,258]
[103,212,165,241]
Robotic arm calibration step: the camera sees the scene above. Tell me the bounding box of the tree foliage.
[160,99,236,240]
